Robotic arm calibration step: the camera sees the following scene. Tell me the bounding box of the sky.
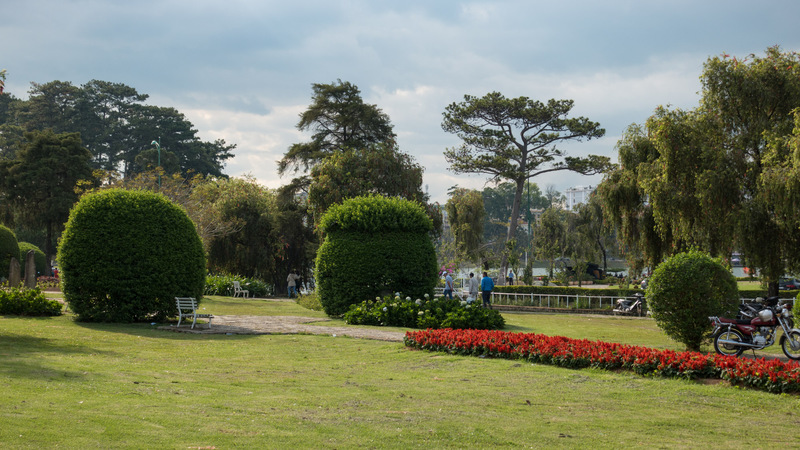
[3,0,799,203]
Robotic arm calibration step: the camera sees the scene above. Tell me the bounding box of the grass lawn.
[2,295,800,448]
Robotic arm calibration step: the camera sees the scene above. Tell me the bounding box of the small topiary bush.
[19,242,47,278]
[0,287,62,316]
[58,189,206,322]
[0,224,20,280]
[344,294,505,330]
[316,195,438,316]
[646,250,739,351]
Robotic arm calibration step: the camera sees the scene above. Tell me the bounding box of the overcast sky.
[3,0,799,203]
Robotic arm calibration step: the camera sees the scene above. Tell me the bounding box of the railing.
[489,291,622,310]
[433,289,795,311]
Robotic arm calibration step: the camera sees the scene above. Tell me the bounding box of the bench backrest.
[175,297,198,312]
[233,281,242,290]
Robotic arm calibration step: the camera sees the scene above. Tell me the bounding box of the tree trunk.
[500,179,526,286]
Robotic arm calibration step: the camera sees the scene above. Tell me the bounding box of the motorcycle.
[737,299,767,321]
[613,292,646,316]
[709,296,800,360]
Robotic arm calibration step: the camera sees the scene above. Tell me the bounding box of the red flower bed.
[404,328,800,394]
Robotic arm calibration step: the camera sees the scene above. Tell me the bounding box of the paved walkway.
[159,315,406,342]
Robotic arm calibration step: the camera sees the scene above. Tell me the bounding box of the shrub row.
[344,294,505,330]
[404,328,800,394]
[494,284,642,297]
[204,273,273,297]
[0,288,62,316]
[495,283,799,300]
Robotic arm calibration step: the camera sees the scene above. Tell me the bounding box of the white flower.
[418,311,424,315]
[395,295,401,301]
[382,307,388,312]
[376,297,381,301]
[406,296,411,301]
[424,293,430,299]
[460,301,467,306]
[415,299,422,305]
[466,305,471,309]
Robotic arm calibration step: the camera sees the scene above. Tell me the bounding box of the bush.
[296,292,323,311]
[19,242,47,278]
[204,273,274,297]
[0,224,20,280]
[58,189,206,322]
[646,250,739,351]
[344,294,505,330]
[0,287,62,316]
[316,196,438,316]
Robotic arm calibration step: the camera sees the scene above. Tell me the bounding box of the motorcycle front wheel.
[713,329,745,357]
[781,331,800,360]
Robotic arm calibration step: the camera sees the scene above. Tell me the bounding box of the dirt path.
[159,315,406,342]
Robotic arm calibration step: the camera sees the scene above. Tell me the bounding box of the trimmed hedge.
[0,224,20,280]
[58,189,206,322]
[19,242,47,278]
[647,251,739,351]
[316,196,438,316]
[0,287,62,316]
[494,284,642,298]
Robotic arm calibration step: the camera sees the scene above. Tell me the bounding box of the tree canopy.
[0,130,94,269]
[597,46,800,292]
[442,92,609,282]
[278,79,395,177]
[0,79,234,178]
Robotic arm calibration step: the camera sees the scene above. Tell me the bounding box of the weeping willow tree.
[598,46,800,294]
[444,187,486,268]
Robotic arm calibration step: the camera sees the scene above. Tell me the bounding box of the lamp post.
[150,139,161,188]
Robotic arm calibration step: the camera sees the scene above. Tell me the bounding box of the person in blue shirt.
[443,272,455,300]
[480,271,494,308]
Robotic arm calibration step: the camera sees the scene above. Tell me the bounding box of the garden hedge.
[0,224,20,280]
[315,195,438,316]
[58,189,206,322]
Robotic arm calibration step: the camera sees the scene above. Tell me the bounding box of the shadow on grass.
[0,318,120,381]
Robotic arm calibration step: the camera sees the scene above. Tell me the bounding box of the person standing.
[443,271,455,300]
[480,271,494,308]
[507,268,515,285]
[287,270,300,298]
[467,272,480,304]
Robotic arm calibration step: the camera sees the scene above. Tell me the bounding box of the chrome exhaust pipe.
[716,339,761,348]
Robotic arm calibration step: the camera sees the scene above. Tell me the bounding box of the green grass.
[2,296,799,448]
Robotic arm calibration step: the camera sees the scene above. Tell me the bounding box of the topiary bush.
[0,287,62,316]
[343,294,505,330]
[19,242,47,278]
[0,224,20,280]
[646,250,739,351]
[315,195,438,316]
[58,189,206,322]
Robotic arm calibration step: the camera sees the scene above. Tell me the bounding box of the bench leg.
[191,315,197,329]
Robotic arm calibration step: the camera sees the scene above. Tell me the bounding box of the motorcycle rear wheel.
[781,331,800,360]
[713,329,745,357]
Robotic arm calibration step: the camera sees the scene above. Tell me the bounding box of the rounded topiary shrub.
[646,250,739,351]
[315,195,438,316]
[58,189,206,322]
[0,224,20,280]
[19,242,47,278]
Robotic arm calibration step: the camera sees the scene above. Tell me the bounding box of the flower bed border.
[404,328,800,394]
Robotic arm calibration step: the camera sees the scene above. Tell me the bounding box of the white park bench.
[175,297,213,329]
